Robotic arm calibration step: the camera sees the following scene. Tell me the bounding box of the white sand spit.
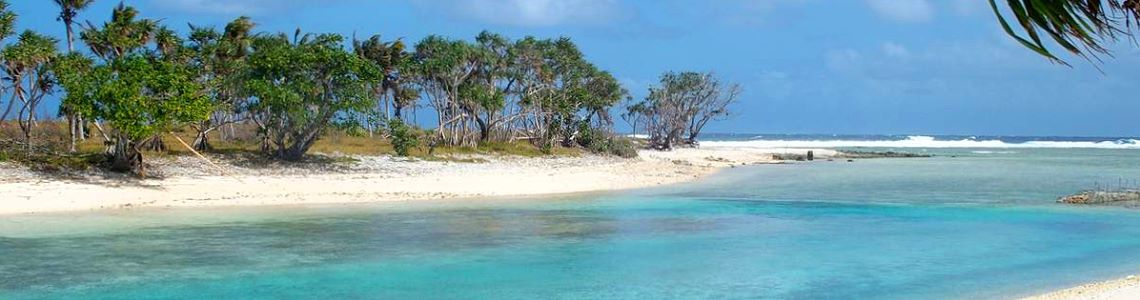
[0,147,830,215]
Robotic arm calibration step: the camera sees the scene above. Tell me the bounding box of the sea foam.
[701,135,1140,149]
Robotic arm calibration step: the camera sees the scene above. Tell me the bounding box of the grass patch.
[1,121,605,174]
[428,141,580,157]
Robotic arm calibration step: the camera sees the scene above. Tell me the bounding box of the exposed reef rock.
[1058,190,1140,207]
[834,151,932,159]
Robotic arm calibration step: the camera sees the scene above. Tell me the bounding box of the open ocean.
[4,134,1140,299]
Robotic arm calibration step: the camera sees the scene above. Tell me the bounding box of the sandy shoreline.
[1022,276,1140,300]
[6,146,1133,299]
[0,147,827,215]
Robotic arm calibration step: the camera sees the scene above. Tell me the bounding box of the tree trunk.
[192,130,212,152]
[68,115,77,152]
[475,117,490,143]
[139,135,167,152]
[109,136,144,175]
[0,95,15,122]
[64,21,86,151]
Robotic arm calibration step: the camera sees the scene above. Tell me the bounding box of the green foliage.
[74,54,210,141]
[52,52,95,117]
[628,71,739,150]
[3,30,59,149]
[387,118,418,157]
[575,123,638,158]
[4,31,59,70]
[991,0,1140,65]
[0,0,15,42]
[55,5,212,174]
[79,4,158,60]
[245,32,382,160]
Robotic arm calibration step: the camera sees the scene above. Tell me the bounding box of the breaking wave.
[701,135,1140,149]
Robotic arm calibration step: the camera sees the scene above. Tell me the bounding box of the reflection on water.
[3,148,1140,299]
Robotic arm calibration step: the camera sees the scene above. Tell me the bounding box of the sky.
[8,0,1140,137]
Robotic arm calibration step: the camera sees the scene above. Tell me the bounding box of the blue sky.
[9,0,1140,137]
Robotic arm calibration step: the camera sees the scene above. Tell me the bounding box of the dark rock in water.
[1058,190,1140,206]
[835,151,932,159]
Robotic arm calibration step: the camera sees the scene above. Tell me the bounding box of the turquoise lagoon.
[4,148,1140,299]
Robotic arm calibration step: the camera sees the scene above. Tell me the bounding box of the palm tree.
[2,31,59,152]
[76,3,159,151]
[353,34,409,122]
[80,3,157,61]
[53,0,94,52]
[53,0,94,152]
[186,16,255,150]
[991,0,1140,65]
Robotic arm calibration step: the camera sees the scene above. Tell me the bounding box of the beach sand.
[0,147,831,215]
[1022,276,1140,300]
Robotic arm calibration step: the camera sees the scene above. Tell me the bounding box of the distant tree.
[2,31,58,152]
[185,16,255,151]
[244,31,381,160]
[53,0,95,152]
[409,33,625,151]
[353,33,413,124]
[991,0,1140,65]
[620,100,647,136]
[627,71,740,150]
[411,35,480,147]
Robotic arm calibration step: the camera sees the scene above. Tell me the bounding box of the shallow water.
[4,148,1140,299]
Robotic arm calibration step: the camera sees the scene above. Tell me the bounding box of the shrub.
[576,124,639,158]
[388,118,419,157]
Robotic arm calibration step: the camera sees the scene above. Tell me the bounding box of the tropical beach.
[0,146,811,215]
[4,0,1140,299]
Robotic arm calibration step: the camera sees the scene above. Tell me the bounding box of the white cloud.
[881,42,910,58]
[865,0,934,22]
[428,0,626,27]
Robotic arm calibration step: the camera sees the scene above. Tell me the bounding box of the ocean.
[3,135,1140,299]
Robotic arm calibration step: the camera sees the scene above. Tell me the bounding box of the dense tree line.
[3,2,738,175]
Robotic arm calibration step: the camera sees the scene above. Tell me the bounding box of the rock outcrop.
[1058,190,1140,206]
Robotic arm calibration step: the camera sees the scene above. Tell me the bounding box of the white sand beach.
[0,147,833,215]
[1023,276,1140,300]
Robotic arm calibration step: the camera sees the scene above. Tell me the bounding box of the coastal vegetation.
[0,2,734,175]
[991,0,1139,64]
[623,71,739,150]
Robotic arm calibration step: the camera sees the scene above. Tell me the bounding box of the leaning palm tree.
[991,0,1140,65]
